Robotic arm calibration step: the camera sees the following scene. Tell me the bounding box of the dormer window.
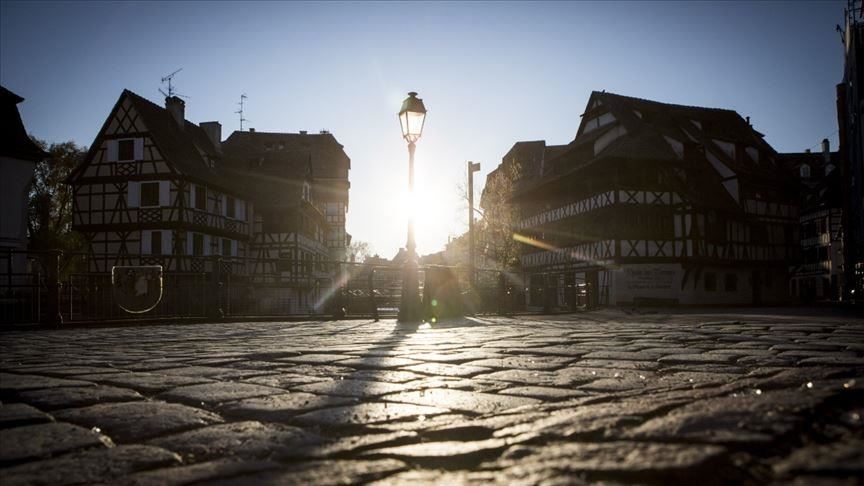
[799,164,811,178]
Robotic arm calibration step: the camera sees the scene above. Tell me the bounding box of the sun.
[396,175,461,256]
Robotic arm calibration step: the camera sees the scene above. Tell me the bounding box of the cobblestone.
[1,445,180,486]
[53,401,223,442]
[0,422,113,464]
[1,309,862,483]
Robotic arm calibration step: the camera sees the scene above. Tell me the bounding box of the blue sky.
[1,1,845,258]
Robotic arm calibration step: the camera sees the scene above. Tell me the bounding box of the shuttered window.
[195,185,207,210]
[192,233,204,256]
[151,231,162,255]
[226,196,236,218]
[140,182,160,207]
[118,139,135,161]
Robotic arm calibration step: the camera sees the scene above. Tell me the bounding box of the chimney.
[746,116,751,125]
[165,96,185,129]
[299,130,307,135]
[199,121,221,152]
[821,138,830,162]
[249,128,255,133]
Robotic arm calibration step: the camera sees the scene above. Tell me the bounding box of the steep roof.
[67,90,248,196]
[514,90,787,211]
[778,151,843,211]
[123,90,245,193]
[221,130,350,181]
[0,86,48,162]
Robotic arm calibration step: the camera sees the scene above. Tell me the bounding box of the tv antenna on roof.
[236,94,249,131]
[159,68,189,99]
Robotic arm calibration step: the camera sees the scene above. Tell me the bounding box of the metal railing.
[2,249,598,325]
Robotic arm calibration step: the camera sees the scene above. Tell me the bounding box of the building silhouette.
[0,87,47,276]
[780,141,844,301]
[837,0,864,299]
[485,91,799,308]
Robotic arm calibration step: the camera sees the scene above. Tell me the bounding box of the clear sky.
[1,1,845,259]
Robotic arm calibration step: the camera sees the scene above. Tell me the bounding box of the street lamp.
[467,161,481,294]
[398,91,427,323]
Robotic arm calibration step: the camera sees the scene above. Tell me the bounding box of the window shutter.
[134,138,144,161]
[221,195,227,216]
[106,140,118,162]
[231,240,237,257]
[238,200,246,221]
[141,230,151,254]
[187,231,193,255]
[163,230,172,255]
[189,184,196,209]
[159,181,170,207]
[203,234,211,255]
[127,181,140,208]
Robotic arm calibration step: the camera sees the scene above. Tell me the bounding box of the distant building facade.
[837,1,864,299]
[486,91,799,308]
[222,130,351,264]
[221,130,350,313]
[780,141,845,301]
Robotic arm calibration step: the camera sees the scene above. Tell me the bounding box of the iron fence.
[2,249,592,325]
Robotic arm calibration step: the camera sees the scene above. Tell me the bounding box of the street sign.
[111,266,163,313]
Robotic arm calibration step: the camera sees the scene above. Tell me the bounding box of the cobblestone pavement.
[1,310,863,485]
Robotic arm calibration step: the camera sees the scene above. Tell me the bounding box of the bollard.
[46,250,63,326]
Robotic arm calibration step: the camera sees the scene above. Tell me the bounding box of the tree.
[478,158,524,271]
[27,137,87,254]
[347,240,372,263]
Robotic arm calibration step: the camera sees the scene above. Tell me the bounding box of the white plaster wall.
[0,156,36,251]
[608,264,682,304]
[609,263,768,305]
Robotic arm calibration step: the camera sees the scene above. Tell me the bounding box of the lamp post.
[398,91,427,323]
[467,161,481,296]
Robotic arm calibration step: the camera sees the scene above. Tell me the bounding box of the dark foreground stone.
[1,309,862,484]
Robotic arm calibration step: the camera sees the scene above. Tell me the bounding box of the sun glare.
[395,161,461,256]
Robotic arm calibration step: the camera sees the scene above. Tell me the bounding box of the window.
[724,274,738,292]
[193,233,204,256]
[799,164,811,178]
[704,272,717,292]
[118,139,135,161]
[151,231,162,255]
[226,196,236,218]
[276,258,293,273]
[140,182,160,207]
[222,238,232,257]
[195,186,207,210]
[225,196,237,218]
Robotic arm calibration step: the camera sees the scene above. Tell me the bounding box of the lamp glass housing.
[398,92,427,143]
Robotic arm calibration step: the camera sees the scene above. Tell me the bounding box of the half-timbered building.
[219,151,332,314]
[67,89,353,315]
[222,130,350,263]
[780,141,845,301]
[492,91,799,307]
[67,90,254,275]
